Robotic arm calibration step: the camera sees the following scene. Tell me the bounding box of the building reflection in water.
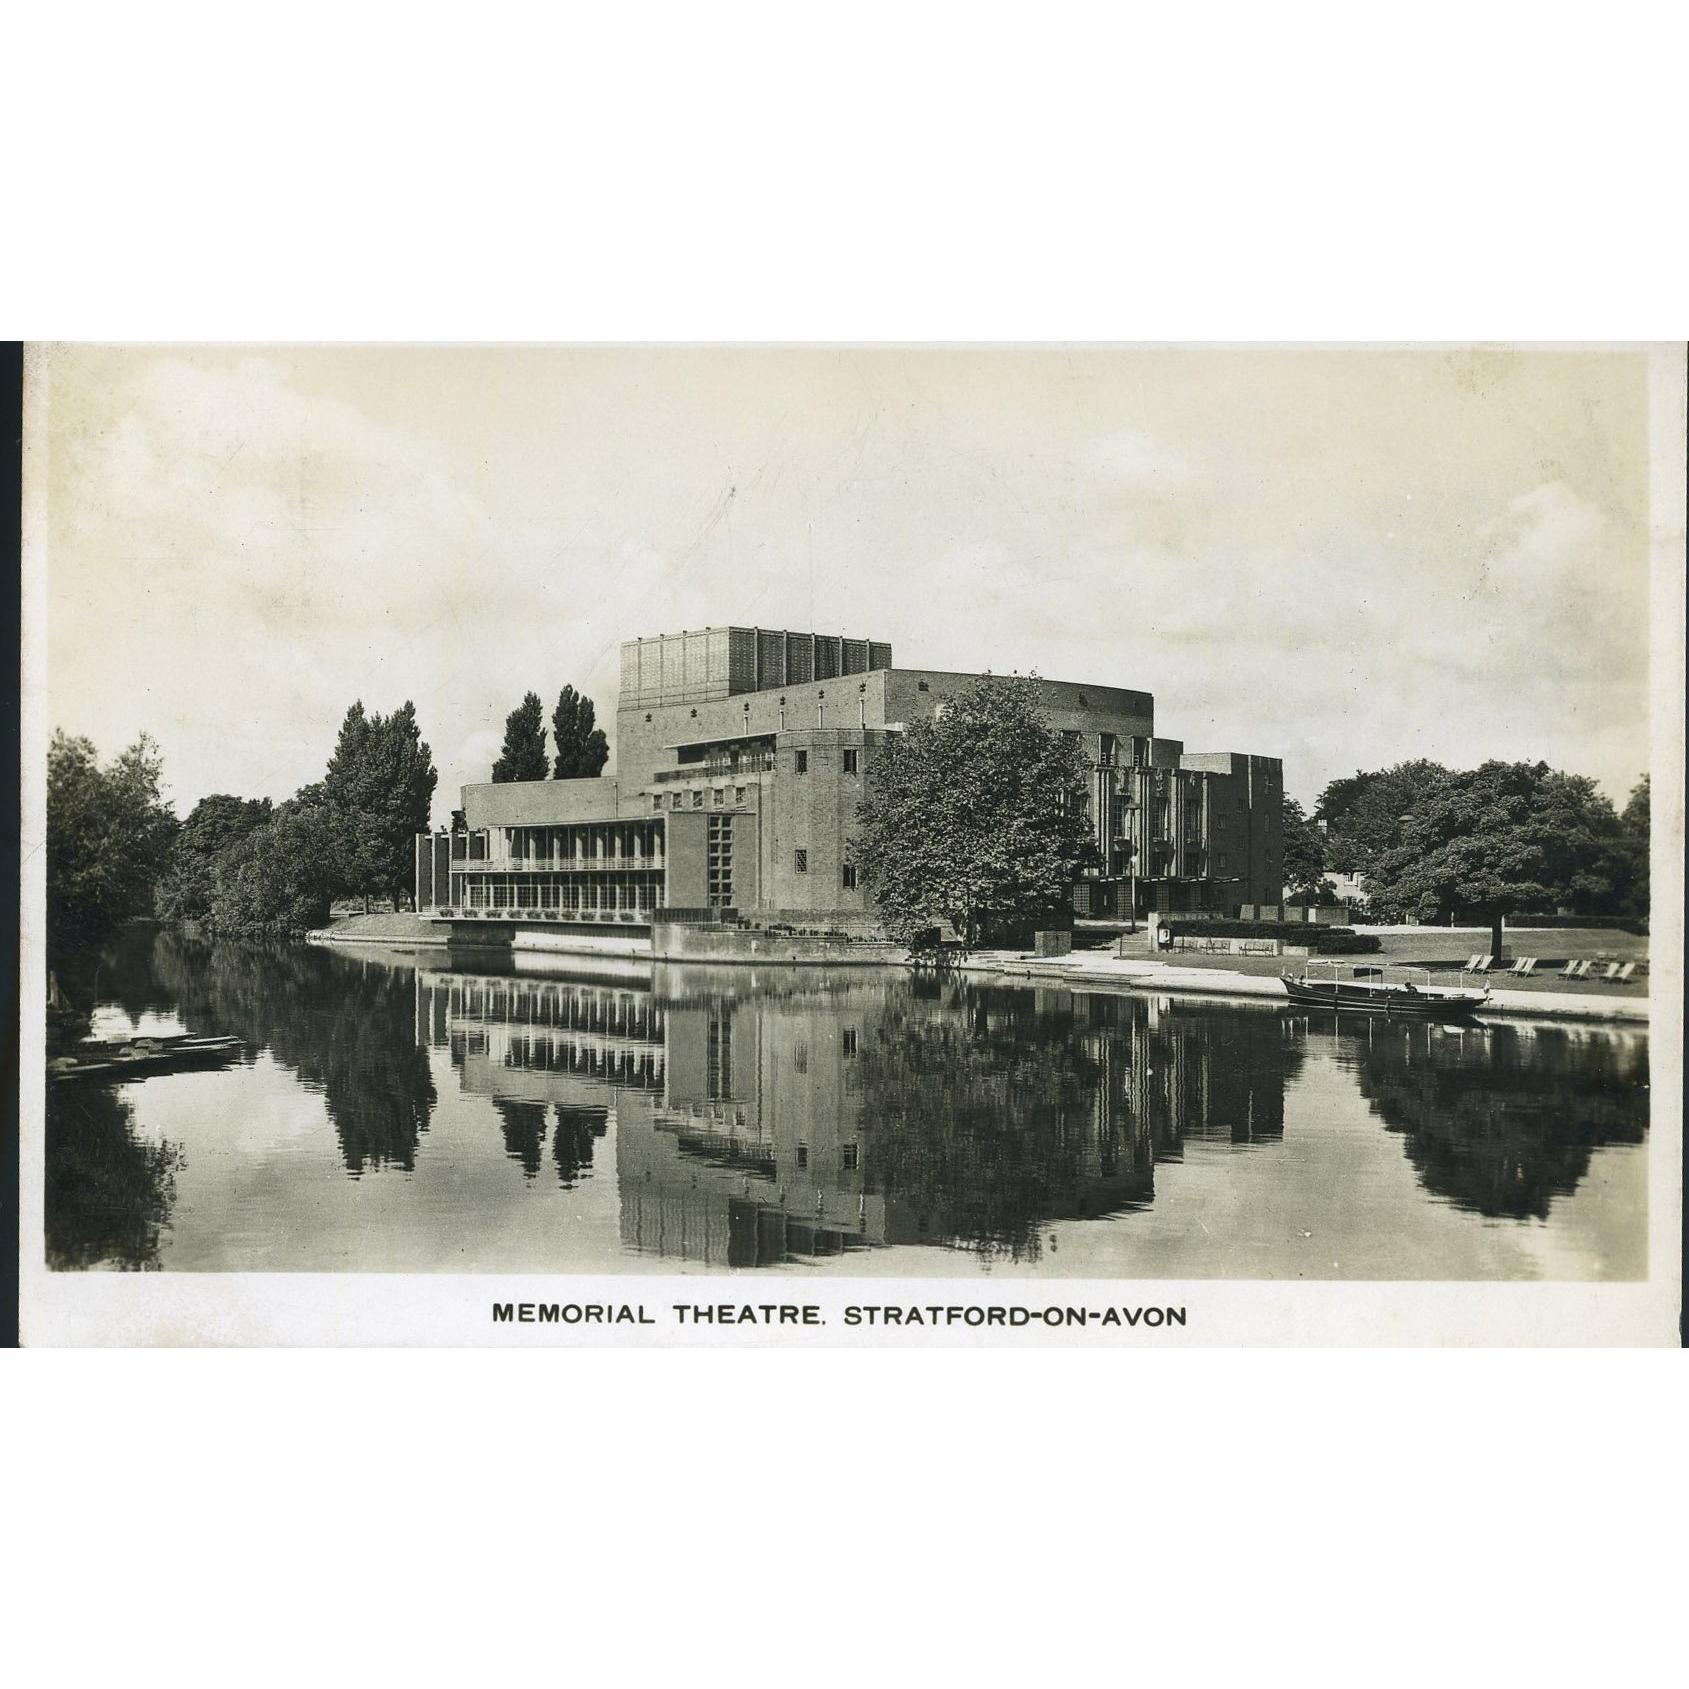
[43,931,1653,1273]
[414,963,1310,1268]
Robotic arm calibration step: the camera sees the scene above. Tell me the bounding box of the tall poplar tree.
[491,693,548,783]
[324,700,438,907]
[551,685,610,778]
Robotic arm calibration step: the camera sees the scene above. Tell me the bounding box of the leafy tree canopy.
[206,788,350,934]
[492,692,548,783]
[852,675,1098,947]
[47,730,178,957]
[154,793,273,922]
[323,700,438,903]
[1364,760,1634,949]
[552,685,610,779]
[1315,759,1452,871]
[1619,774,1649,918]
[1621,774,1649,836]
[1280,795,1337,905]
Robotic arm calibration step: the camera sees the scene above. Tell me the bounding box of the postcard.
[16,344,1684,1344]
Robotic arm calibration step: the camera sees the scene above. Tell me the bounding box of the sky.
[34,344,1656,823]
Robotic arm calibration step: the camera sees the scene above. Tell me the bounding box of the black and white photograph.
[8,22,1689,1689]
[16,343,1682,1341]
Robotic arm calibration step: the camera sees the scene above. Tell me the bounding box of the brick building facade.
[415,624,1283,932]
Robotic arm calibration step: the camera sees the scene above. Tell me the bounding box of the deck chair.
[1549,959,1581,981]
[1567,959,1592,980]
[1459,953,1485,974]
[1613,962,1637,984]
[1515,957,1538,977]
[1594,962,1622,983]
[1466,954,1495,975]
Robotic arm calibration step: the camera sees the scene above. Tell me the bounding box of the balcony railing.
[487,855,666,871]
[653,753,774,782]
[434,906,653,924]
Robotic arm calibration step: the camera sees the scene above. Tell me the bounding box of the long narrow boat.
[1280,962,1490,1018]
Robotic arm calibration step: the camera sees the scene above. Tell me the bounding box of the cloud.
[42,347,1656,819]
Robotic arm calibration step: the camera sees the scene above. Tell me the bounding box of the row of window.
[652,784,751,811]
[505,823,660,861]
[458,877,659,912]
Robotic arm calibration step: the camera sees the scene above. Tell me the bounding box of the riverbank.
[308,912,449,947]
[308,913,1649,1024]
[959,947,1651,1024]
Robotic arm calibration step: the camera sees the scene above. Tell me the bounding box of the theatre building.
[414,624,1284,937]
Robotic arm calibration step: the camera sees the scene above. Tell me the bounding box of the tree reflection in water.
[46,1082,185,1270]
[48,933,1652,1274]
[1348,1020,1648,1220]
[143,928,435,1174]
[860,985,1308,1263]
[554,1106,609,1187]
[860,984,1130,1263]
[493,1101,548,1177]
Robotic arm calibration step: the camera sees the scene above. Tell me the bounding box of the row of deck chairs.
[1459,953,1640,985]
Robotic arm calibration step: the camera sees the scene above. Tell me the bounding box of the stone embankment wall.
[652,923,907,965]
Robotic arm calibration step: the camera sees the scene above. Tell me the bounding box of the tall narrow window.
[795,750,808,774]
[841,863,857,890]
[843,749,858,774]
[794,849,808,874]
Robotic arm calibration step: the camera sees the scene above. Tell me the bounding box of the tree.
[206,790,350,933]
[1280,795,1337,905]
[551,685,610,779]
[323,700,438,906]
[491,692,548,783]
[1315,759,1452,871]
[1364,761,1629,957]
[852,674,1098,947]
[47,730,179,958]
[1620,775,1649,919]
[154,793,273,922]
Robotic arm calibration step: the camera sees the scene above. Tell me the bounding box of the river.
[43,927,1650,1278]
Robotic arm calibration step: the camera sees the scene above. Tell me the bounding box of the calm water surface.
[46,929,1650,1278]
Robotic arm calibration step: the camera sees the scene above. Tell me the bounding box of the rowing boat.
[49,1034,245,1084]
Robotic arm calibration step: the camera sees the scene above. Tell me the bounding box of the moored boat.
[48,1033,245,1084]
[1280,962,1489,1018]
